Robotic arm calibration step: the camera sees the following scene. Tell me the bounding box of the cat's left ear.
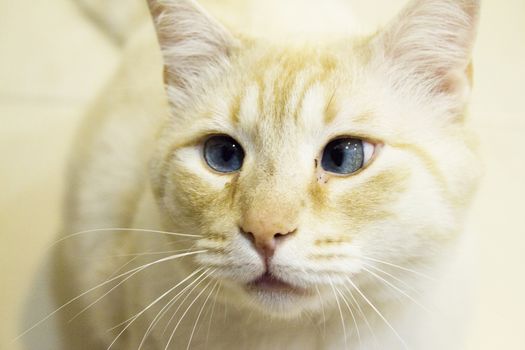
[372,0,480,113]
[146,0,238,108]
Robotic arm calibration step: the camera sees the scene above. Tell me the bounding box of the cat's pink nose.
[240,216,296,259]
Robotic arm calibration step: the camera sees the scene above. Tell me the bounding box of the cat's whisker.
[186,280,220,350]
[205,283,221,349]
[314,285,327,338]
[329,279,348,349]
[341,282,377,345]
[335,287,361,347]
[165,273,217,350]
[158,269,214,339]
[69,251,208,323]
[108,267,207,350]
[296,265,326,336]
[107,255,140,279]
[361,256,436,281]
[107,266,207,333]
[361,261,421,295]
[345,276,409,350]
[292,266,326,338]
[49,227,202,250]
[109,245,201,304]
[138,268,211,349]
[361,267,433,315]
[94,247,197,259]
[15,250,207,342]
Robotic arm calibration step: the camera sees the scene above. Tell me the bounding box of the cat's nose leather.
[240,216,296,259]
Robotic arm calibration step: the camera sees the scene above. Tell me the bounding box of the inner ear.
[371,0,480,107]
[437,61,474,103]
[146,0,238,108]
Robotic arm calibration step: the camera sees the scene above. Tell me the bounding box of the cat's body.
[51,0,480,349]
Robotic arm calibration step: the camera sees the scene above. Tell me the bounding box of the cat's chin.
[244,289,314,318]
[240,273,317,318]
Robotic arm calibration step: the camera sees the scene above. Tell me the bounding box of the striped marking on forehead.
[236,84,260,127]
[232,50,338,130]
[298,82,331,132]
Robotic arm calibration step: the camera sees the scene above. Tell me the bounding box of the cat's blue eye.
[321,138,369,175]
[204,135,244,173]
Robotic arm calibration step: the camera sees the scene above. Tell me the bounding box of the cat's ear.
[146,0,238,108]
[372,0,480,112]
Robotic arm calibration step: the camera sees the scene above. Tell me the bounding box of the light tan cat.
[50,0,480,349]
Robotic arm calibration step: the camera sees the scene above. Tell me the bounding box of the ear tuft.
[147,0,237,108]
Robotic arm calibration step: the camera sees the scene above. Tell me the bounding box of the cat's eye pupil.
[204,135,244,173]
[331,148,344,167]
[321,138,364,175]
[221,145,235,162]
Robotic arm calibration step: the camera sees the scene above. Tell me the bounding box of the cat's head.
[147,0,480,318]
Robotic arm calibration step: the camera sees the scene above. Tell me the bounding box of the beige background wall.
[1,0,524,349]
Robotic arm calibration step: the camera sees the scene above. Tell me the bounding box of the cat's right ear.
[146,0,238,108]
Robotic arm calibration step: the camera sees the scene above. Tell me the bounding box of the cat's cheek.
[162,146,238,220]
[173,146,232,189]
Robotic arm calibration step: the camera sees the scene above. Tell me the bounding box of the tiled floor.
[1,1,524,349]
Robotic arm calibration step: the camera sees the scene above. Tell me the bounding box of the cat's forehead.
[181,43,380,157]
[227,46,348,144]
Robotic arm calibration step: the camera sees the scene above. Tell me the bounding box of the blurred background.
[1,0,524,349]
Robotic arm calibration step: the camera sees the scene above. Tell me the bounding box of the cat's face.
[148,0,480,317]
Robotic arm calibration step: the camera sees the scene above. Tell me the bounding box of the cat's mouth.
[246,272,306,295]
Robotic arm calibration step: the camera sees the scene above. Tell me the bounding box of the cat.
[49,0,481,349]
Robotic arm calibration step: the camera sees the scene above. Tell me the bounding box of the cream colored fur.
[51,0,481,349]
